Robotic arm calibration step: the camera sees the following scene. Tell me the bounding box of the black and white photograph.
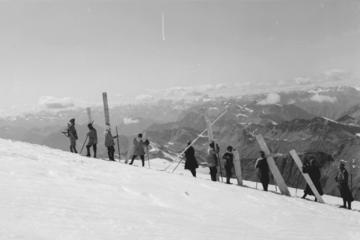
[0,0,359,239]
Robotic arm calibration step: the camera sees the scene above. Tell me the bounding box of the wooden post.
[102,92,110,126]
[233,149,243,186]
[256,134,291,196]
[289,150,325,203]
[86,107,92,124]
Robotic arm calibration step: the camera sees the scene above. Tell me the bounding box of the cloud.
[38,96,75,109]
[310,94,337,103]
[294,77,312,85]
[135,94,155,103]
[257,93,281,105]
[323,69,351,82]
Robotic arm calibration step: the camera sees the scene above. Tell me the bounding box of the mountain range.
[1,85,360,199]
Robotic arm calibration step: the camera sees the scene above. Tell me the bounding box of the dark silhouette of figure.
[255,151,270,191]
[302,158,323,202]
[86,123,98,158]
[105,126,118,161]
[206,141,218,181]
[335,160,354,209]
[129,133,149,167]
[222,146,234,184]
[66,118,78,153]
[184,141,199,177]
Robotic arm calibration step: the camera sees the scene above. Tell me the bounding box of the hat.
[339,160,346,166]
[69,118,75,123]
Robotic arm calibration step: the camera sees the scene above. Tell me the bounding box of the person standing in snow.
[184,141,199,177]
[335,160,354,209]
[222,146,234,184]
[255,151,270,191]
[206,141,219,182]
[301,157,323,201]
[66,118,78,153]
[129,133,149,167]
[105,126,118,161]
[86,123,98,158]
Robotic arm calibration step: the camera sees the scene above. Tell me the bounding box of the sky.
[0,0,359,113]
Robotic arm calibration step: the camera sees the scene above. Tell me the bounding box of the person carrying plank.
[86,123,98,158]
[222,146,234,184]
[105,126,118,161]
[206,141,219,182]
[255,151,270,191]
[65,118,78,153]
[335,160,354,209]
[301,157,323,202]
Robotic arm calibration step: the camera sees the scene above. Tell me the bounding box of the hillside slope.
[0,139,359,240]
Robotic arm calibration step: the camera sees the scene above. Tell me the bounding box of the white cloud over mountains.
[257,93,281,105]
[132,69,357,104]
[38,96,75,109]
[310,94,337,103]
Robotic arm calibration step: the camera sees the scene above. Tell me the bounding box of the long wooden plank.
[289,150,325,203]
[86,107,92,124]
[233,149,243,186]
[102,92,110,126]
[256,134,291,196]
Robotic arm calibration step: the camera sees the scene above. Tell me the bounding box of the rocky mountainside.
[145,87,360,200]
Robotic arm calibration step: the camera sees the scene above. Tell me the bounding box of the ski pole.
[115,126,121,161]
[217,152,224,182]
[80,135,88,155]
[147,146,151,168]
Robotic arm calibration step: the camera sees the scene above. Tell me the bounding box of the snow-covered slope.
[0,139,359,240]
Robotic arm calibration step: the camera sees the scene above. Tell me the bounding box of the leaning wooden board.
[256,134,291,196]
[233,149,243,186]
[289,150,325,203]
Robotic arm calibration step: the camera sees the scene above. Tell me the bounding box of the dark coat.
[184,146,198,170]
[303,164,323,196]
[223,152,234,168]
[206,148,218,167]
[105,131,115,147]
[67,124,78,140]
[335,168,354,202]
[255,157,270,184]
[132,138,149,156]
[87,128,98,145]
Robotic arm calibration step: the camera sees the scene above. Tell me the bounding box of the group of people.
[254,152,354,209]
[184,142,355,210]
[65,118,355,210]
[184,140,235,184]
[64,119,149,164]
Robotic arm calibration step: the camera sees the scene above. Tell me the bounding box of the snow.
[236,113,248,118]
[123,117,140,125]
[0,139,359,240]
